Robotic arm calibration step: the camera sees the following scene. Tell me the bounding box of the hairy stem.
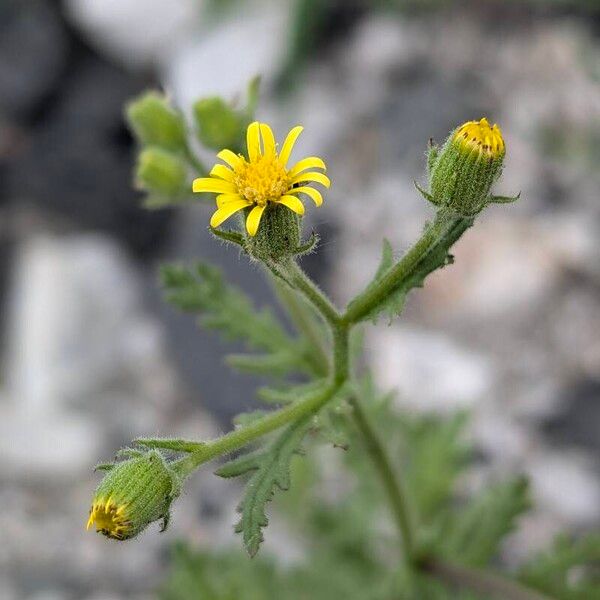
[342,209,473,324]
[423,559,554,600]
[273,279,330,377]
[174,381,340,477]
[349,394,416,563]
[281,258,341,326]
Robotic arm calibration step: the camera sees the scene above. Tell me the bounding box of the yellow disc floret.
[87,496,132,540]
[454,118,505,158]
[192,121,330,236]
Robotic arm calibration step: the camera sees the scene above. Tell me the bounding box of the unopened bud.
[136,146,187,197]
[86,450,180,541]
[126,92,187,151]
[424,118,512,215]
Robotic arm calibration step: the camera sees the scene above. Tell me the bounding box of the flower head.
[87,450,179,541]
[453,118,505,159]
[422,117,512,215]
[193,122,330,236]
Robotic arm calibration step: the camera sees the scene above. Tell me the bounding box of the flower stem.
[272,278,330,378]
[174,381,340,478]
[349,393,415,563]
[281,258,341,327]
[342,209,473,325]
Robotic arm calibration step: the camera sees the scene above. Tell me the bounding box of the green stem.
[349,394,415,563]
[423,559,554,600]
[174,381,340,477]
[342,209,473,325]
[282,258,341,327]
[273,278,330,378]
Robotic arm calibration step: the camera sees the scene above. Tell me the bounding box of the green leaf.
[355,239,408,323]
[221,416,312,556]
[437,476,531,567]
[257,378,330,405]
[225,351,300,377]
[161,263,312,376]
[400,412,470,523]
[519,534,600,600]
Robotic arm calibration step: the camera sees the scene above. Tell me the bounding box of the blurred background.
[1,0,599,598]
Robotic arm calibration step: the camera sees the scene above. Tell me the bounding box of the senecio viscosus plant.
[85,83,599,600]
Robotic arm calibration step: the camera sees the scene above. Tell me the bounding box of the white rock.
[368,326,494,411]
[528,451,600,525]
[63,0,200,69]
[165,3,288,115]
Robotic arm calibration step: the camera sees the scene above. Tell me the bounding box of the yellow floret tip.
[193,121,330,237]
[87,496,133,541]
[453,117,505,158]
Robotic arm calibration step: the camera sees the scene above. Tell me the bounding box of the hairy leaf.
[257,378,330,405]
[217,417,312,556]
[437,477,531,567]
[161,263,312,375]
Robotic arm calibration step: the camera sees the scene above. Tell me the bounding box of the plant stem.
[349,394,415,563]
[272,279,330,378]
[423,558,554,600]
[342,210,473,325]
[282,258,341,327]
[174,381,340,477]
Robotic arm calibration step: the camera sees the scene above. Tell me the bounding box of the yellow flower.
[87,496,133,540]
[453,118,505,159]
[193,121,330,236]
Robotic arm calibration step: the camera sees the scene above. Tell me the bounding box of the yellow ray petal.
[86,513,94,530]
[210,164,235,182]
[276,195,305,215]
[290,172,330,188]
[259,123,276,156]
[279,125,303,167]
[246,121,261,161]
[245,204,266,236]
[193,177,237,194]
[216,193,243,208]
[210,199,251,228]
[289,186,323,207]
[217,149,242,169]
[288,156,326,177]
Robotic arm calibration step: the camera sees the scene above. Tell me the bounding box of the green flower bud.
[86,450,180,541]
[244,202,301,261]
[193,97,249,153]
[136,146,187,197]
[424,118,511,216]
[126,92,187,151]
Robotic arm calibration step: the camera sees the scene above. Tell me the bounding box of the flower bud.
[428,118,506,215]
[193,97,248,153]
[86,450,179,541]
[136,146,187,197]
[126,92,187,151]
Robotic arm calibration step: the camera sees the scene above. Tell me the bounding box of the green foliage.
[519,534,600,600]
[347,213,472,324]
[135,146,188,204]
[161,262,314,377]
[216,416,312,556]
[193,77,259,154]
[436,477,531,568]
[126,91,187,152]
